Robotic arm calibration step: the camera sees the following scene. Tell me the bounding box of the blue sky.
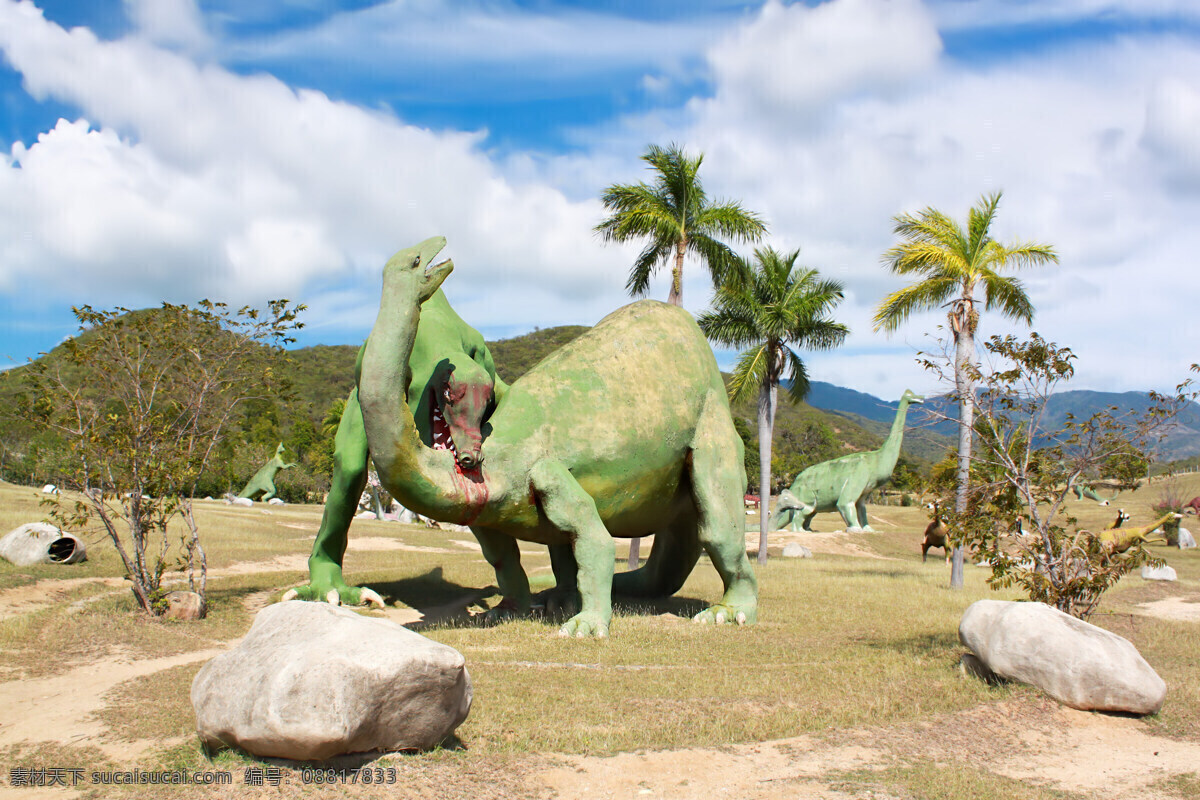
[2,0,1199,400]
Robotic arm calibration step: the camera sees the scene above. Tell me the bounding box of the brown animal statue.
[1183,497,1200,515]
[922,501,950,562]
[1110,508,1131,529]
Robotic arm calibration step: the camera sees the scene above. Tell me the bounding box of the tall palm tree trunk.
[757,380,777,565]
[668,239,686,307]
[951,327,974,589]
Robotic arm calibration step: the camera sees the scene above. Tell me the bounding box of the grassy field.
[1,475,1198,799]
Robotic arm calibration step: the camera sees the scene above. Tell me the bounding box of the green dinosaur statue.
[237,443,297,501]
[770,390,924,532]
[1069,481,1112,505]
[351,236,757,638]
[283,288,507,606]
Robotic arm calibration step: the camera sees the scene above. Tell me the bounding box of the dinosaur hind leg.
[688,393,758,626]
[612,513,702,598]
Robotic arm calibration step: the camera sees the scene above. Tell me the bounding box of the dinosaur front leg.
[282,389,382,607]
[473,526,533,621]
[530,460,614,638]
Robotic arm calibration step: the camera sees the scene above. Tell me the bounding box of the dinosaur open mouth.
[431,402,458,459]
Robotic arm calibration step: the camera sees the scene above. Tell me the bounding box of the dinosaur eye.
[443,387,453,402]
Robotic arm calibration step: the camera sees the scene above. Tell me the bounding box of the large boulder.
[959,599,1165,715]
[1178,527,1196,549]
[191,601,471,760]
[0,523,87,566]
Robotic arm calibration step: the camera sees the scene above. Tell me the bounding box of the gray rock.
[781,543,812,558]
[0,523,87,566]
[267,498,285,506]
[1178,527,1196,549]
[1141,564,1178,582]
[192,601,471,760]
[41,484,58,494]
[223,495,254,508]
[959,599,1165,715]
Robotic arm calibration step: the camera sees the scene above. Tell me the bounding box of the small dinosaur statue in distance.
[347,237,756,638]
[770,390,924,533]
[1069,481,1112,506]
[921,500,950,562]
[284,289,506,606]
[237,443,297,501]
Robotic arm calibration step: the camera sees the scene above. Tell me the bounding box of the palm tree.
[872,191,1058,588]
[699,247,848,565]
[595,142,767,307]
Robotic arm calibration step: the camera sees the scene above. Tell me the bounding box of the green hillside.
[0,317,930,497]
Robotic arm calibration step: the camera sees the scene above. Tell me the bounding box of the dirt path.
[0,648,224,755]
[537,699,1200,800]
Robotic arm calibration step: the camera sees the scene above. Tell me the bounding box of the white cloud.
[0,0,633,326]
[123,0,212,54]
[703,0,942,126]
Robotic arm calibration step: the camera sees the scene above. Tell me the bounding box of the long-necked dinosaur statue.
[769,389,924,533]
[237,443,297,501]
[308,236,756,638]
[284,288,506,607]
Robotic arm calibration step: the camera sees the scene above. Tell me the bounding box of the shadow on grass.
[366,567,491,609]
[862,630,962,658]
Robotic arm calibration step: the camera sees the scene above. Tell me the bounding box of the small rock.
[0,523,87,566]
[781,543,812,558]
[224,496,253,508]
[41,484,58,494]
[959,599,1165,715]
[267,498,285,506]
[1178,528,1196,549]
[1141,564,1177,582]
[192,602,471,760]
[164,591,205,620]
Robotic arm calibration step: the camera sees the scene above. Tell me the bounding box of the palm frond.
[727,344,771,407]
[625,241,672,297]
[980,273,1035,324]
[872,277,958,332]
[782,348,811,404]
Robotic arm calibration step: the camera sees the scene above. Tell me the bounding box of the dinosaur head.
[769,488,814,529]
[430,359,494,471]
[899,389,925,406]
[385,236,454,301]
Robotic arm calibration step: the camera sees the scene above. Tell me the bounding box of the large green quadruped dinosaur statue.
[237,443,297,501]
[344,236,756,638]
[770,390,924,532]
[283,288,506,606]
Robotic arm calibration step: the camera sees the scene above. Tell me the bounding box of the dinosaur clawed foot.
[692,603,755,626]
[279,584,384,608]
[558,612,609,638]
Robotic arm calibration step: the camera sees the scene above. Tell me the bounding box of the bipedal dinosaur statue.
[284,288,506,606]
[334,236,756,638]
[237,443,297,501]
[1089,512,1180,553]
[770,390,924,532]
